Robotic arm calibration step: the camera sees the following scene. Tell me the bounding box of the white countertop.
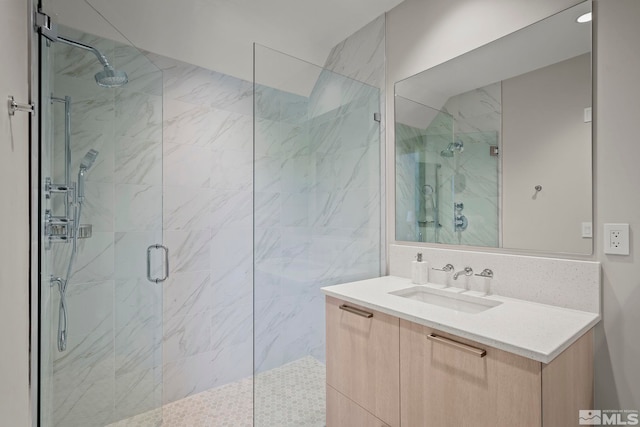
[321,276,600,364]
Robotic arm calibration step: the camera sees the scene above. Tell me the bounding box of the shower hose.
[56,202,82,352]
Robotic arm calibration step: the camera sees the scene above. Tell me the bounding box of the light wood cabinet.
[326,296,400,426]
[400,320,594,427]
[326,297,594,427]
[400,320,541,427]
[542,328,594,427]
[327,385,390,427]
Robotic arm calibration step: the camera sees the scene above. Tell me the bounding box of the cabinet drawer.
[400,320,541,427]
[327,385,390,427]
[326,296,400,426]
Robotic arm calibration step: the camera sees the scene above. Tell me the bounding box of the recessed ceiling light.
[576,12,592,23]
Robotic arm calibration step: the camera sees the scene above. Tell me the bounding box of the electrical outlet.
[604,223,630,255]
[582,222,593,238]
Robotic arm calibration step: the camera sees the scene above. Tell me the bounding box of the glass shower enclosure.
[38,15,165,427]
[34,6,383,426]
[253,45,383,426]
[395,95,499,247]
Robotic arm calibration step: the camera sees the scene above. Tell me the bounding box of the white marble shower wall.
[395,121,430,242]
[253,16,385,374]
[396,83,500,247]
[441,83,500,247]
[47,14,385,424]
[307,71,382,283]
[144,53,256,405]
[253,84,320,373]
[254,80,382,373]
[48,28,163,427]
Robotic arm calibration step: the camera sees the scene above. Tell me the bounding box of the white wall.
[387,0,640,410]
[47,0,401,90]
[502,54,592,254]
[594,0,640,409]
[0,0,32,425]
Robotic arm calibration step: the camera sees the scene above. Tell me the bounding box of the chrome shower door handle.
[147,244,169,283]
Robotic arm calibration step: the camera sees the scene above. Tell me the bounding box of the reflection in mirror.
[395,1,592,254]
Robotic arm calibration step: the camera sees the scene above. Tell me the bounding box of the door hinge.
[373,112,381,123]
[36,9,58,41]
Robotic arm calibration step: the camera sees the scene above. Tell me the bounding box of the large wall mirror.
[394,1,592,254]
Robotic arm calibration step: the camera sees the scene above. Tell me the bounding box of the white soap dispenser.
[411,252,429,285]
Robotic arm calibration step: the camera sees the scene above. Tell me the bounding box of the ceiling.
[48,0,404,83]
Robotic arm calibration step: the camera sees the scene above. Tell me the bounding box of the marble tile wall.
[318,15,386,289]
[395,83,500,248]
[441,83,500,247]
[45,13,386,426]
[145,53,255,405]
[325,14,387,269]
[253,15,385,375]
[395,120,433,242]
[48,28,164,427]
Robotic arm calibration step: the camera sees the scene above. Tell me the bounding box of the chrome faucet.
[453,266,473,280]
[475,268,494,278]
[432,264,454,273]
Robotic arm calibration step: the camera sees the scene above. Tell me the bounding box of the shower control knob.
[454,214,468,231]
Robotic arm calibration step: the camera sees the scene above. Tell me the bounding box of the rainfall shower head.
[95,67,129,88]
[57,36,129,88]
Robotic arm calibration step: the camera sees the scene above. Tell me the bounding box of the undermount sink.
[389,286,502,314]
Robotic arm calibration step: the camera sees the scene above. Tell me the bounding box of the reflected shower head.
[440,141,464,157]
[95,67,129,88]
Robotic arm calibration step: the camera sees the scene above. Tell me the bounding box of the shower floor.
[107,356,326,427]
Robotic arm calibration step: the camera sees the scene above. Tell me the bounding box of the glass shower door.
[38,21,165,427]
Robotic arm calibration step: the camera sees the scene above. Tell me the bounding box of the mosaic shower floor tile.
[107,356,326,427]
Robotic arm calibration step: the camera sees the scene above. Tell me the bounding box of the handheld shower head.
[78,149,99,203]
[80,149,99,170]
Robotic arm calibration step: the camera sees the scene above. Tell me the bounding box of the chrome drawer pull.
[339,304,373,318]
[427,333,486,358]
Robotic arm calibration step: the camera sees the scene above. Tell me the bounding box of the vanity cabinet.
[401,320,594,427]
[326,385,390,427]
[326,296,594,427]
[326,296,400,426]
[400,320,540,426]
